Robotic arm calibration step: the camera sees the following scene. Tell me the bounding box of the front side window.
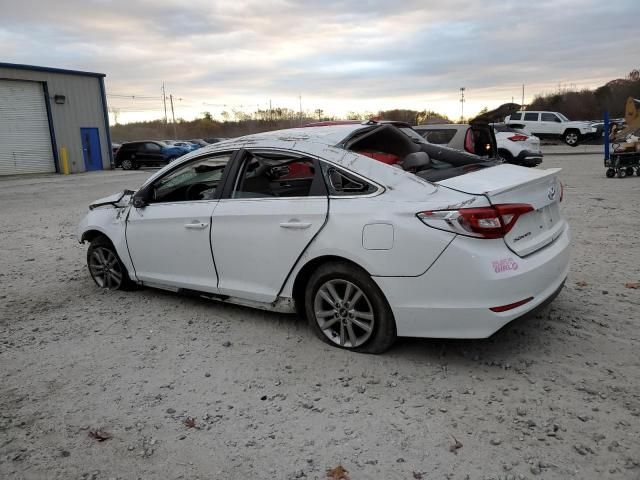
[523,112,539,121]
[151,153,231,203]
[233,152,320,199]
[509,113,522,121]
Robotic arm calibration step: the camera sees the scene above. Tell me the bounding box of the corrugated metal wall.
[0,66,111,174]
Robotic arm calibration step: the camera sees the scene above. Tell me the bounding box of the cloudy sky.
[1,0,636,123]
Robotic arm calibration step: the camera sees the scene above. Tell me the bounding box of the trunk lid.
[437,164,565,256]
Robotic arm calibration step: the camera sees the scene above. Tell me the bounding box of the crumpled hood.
[89,190,135,209]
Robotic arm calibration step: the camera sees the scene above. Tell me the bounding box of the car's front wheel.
[563,130,580,147]
[305,262,396,353]
[121,158,134,170]
[87,237,134,290]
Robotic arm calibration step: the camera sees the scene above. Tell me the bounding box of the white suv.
[505,111,597,146]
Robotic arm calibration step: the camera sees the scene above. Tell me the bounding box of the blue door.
[81,128,103,171]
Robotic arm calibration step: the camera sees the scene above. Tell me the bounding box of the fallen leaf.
[449,434,463,454]
[184,417,197,429]
[576,281,588,288]
[88,429,112,442]
[326,464,349,480]
[624,282,639,289]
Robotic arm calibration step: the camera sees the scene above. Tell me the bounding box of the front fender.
[77,206,136,280]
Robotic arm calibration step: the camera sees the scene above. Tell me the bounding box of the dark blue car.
[114,141,188,170]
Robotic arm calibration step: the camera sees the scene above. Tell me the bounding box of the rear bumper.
[514,150,543,167]
[373,224,570,338]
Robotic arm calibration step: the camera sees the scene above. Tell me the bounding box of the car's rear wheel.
[563,130,580,147]
[304,262,396,354]
[606,168,615,178]
[121,158,134,170]
[626,167,635,177]
[87,237,134,290]
[497,149,513,164]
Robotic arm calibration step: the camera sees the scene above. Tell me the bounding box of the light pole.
[460,87,466,122]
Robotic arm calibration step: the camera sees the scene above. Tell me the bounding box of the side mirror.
[132,196,147,209]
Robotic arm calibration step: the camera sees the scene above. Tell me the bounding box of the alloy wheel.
[121,159,133,170]
[88,246,123,289]
[565,133,578,145]
[313,279,375,348]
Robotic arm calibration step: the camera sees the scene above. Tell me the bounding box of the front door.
[212,150,328,303]
[81,128,103,171]
[125,152,233,292]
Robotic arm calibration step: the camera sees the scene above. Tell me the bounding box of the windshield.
[557,113,570,122]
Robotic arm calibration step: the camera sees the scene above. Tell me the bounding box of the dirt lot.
[1,154,639,480]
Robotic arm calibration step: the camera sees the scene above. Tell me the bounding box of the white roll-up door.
[0,79,55,175]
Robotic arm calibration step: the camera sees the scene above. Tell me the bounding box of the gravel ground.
[1,154,639,480]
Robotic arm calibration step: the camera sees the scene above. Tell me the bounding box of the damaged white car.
[78,122,570,353]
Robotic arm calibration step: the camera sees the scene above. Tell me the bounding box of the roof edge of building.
[0,62,106,78]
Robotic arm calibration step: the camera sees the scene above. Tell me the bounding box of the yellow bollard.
[60,147,70,174]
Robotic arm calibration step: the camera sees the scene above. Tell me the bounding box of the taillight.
[507,134,528,142]
[559,181,564,202]
[464,129,475,154]
[417,204,534,239]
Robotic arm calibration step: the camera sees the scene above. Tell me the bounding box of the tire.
[606,168,615,178]
[563,130,580,147]
[618,169,627,178]
[304,262,396,354]
[87,236,134,290]
[626,167,634,177]
[497,149,513,164]
[121,158,134,170]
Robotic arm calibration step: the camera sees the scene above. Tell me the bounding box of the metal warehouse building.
[0,62,112,175]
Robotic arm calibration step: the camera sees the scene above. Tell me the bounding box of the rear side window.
[509,113,522,121]
[233,153,322,199]
[320,162,378,196]
[523,112,539,121]
[420,129,457,144]
[145,143,162,151]
[541,113,560,122]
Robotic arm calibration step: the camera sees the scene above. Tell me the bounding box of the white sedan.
[78,122,570,353]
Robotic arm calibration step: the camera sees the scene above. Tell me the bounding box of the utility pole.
[299,95,302,126]
[269,99,272,123]
[521,84,525,109]
[169,94,177,139]
[162,82,168,124]
[459,87,466,122]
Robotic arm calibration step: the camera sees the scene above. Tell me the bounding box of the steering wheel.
[185,183,209,201]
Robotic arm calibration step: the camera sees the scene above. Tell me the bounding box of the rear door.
[141,142,165,164]
[211,149,328,302]
[522,112,540,134]
[438,164,566,256]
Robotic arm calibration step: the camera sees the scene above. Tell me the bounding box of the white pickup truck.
[505,111,597,146]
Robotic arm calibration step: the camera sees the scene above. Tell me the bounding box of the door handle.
[279,221,312,229]
[184,222,209,229]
